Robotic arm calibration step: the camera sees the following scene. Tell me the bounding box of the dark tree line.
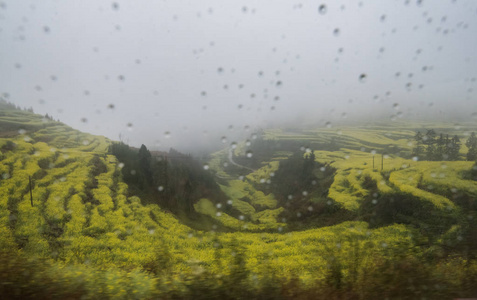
[110,142,226,213]
[466,132,477,161]
[412,129,462,161]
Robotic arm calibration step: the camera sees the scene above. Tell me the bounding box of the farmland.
[1,102,477,299]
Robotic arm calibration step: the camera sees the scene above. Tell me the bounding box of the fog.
[1,0,476,154]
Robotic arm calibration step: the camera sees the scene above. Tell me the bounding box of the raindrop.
[380,14,386,22]
[318,4,327,14]
[203,164,210,170]
[393,103,399,110]
[333,28,340,36]
[107,104,115,109]
[112,2,119,10]
[325,121,332,128]
[359,73,367,83]
[217,67,223,74]
[221,136,227,143]
[164,131,171,138]
[118,75,124,81]
[276,81,283,87]
[81,118,88,123]
[43,26,50,33]
[471,112,477,119]
[231,142,237,149]
[245,140,251,146]
[201,91,207,96]
[274,96,280,101]
[246,150,253,158]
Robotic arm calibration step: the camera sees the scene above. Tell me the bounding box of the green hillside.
[1,102,477,299]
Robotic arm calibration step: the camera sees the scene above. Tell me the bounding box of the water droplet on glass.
[112,2,119,10]
[246,150,253,158]
[201,91,207,96]
[203,164,209,170]
[318,4,327,14]
[164,131,171,138]
[158,186,164,192]
[333,28,340,36]
[81,118,88,123]
[221,136,227,143]
[276,81,282,87]
[325,121,332,128]
[107,104,115,109]
[231,142,237,149]
[359,73,367,83]
[245,140,251,146]
[393,103,399,110]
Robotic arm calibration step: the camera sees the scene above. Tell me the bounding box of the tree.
[138,144,153,185]
[435,133,446,161]
[448,135,461,161]
[465,132,477,161]
[423,129,436,161]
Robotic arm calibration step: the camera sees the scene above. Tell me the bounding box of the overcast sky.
[1,0,476,153]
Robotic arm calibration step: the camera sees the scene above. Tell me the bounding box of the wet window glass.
[0,0,477,298]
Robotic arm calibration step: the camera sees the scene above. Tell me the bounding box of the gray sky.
[1,0,476,153]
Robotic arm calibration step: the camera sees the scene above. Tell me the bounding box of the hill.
[1,101,477,299]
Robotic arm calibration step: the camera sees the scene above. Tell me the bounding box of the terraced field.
[2,104,477,298]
